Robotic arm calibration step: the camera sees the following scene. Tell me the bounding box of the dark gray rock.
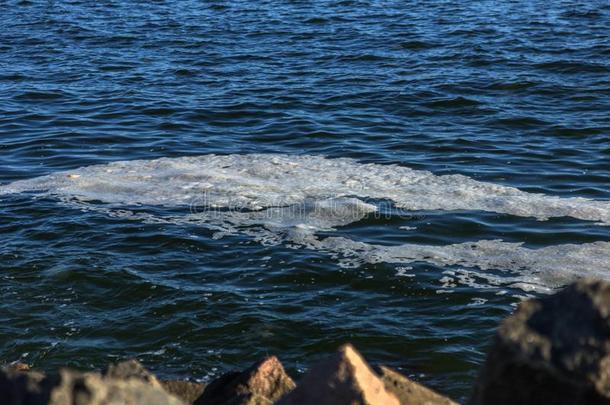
[471,279,610,405]
[0,365,48,405]
[194,356,295,405]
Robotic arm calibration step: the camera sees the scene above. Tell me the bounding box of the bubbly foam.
[2,153,609,292]
[306,236,610,292]
[2,154,610,224]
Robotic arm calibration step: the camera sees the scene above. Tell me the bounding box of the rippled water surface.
[1,0,609,400]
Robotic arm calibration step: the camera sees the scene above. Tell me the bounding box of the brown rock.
[378,366,457,405]
[471,279,610,405]
[0,362,186,405]
[49,369,186,405]
[103,359,161,388]
[105,359,207,403]
[278,344,399,405]
[195,356,295,405]
[161,380,206,404]
[5,362,32,372]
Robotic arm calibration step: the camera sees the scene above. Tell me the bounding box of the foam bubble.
[305,236,610,291]
[2,154,609,224]
[2,153,609,292]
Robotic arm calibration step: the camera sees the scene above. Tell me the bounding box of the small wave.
[399,41,436,50]
[336,54,388,62]
[0,73,28,81]
[425,97,482,109]
[98,64,135,72]
[534,61,610,74]
[548,125,606,137]
[485,81,538,91]
[491,116,549,127]
[561,9,603,19]
[304,17,328,24]
[174,69,196,77]
[15,90,68,101]
[140,107,179,117]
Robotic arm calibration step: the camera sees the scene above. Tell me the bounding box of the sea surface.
[1,0,609,400]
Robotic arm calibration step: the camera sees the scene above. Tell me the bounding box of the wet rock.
[160,380,206,404]
[471,279,610,405]
[378,366,457,405]
[278,344,399,405]
[194,356,295,405]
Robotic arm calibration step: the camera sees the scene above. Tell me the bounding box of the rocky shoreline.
[3,279,610,404]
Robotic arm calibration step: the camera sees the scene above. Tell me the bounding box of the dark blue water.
[1,0,610,400]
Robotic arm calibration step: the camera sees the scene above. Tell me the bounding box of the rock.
[278,344,399,405]
[103,359,161,388]
[105,359,206,403]
[471,279,610,405]
[0,362,186,405]
[0,365,48,405]
[48,369,186,405]
[160,380,206,404]
[5,362,32,372]
[194,356,295,405]
[378,366,457,405]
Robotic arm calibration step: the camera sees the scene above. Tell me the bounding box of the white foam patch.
[304,236,610,292]
[2,154,609,224]
[2,153,610,292]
